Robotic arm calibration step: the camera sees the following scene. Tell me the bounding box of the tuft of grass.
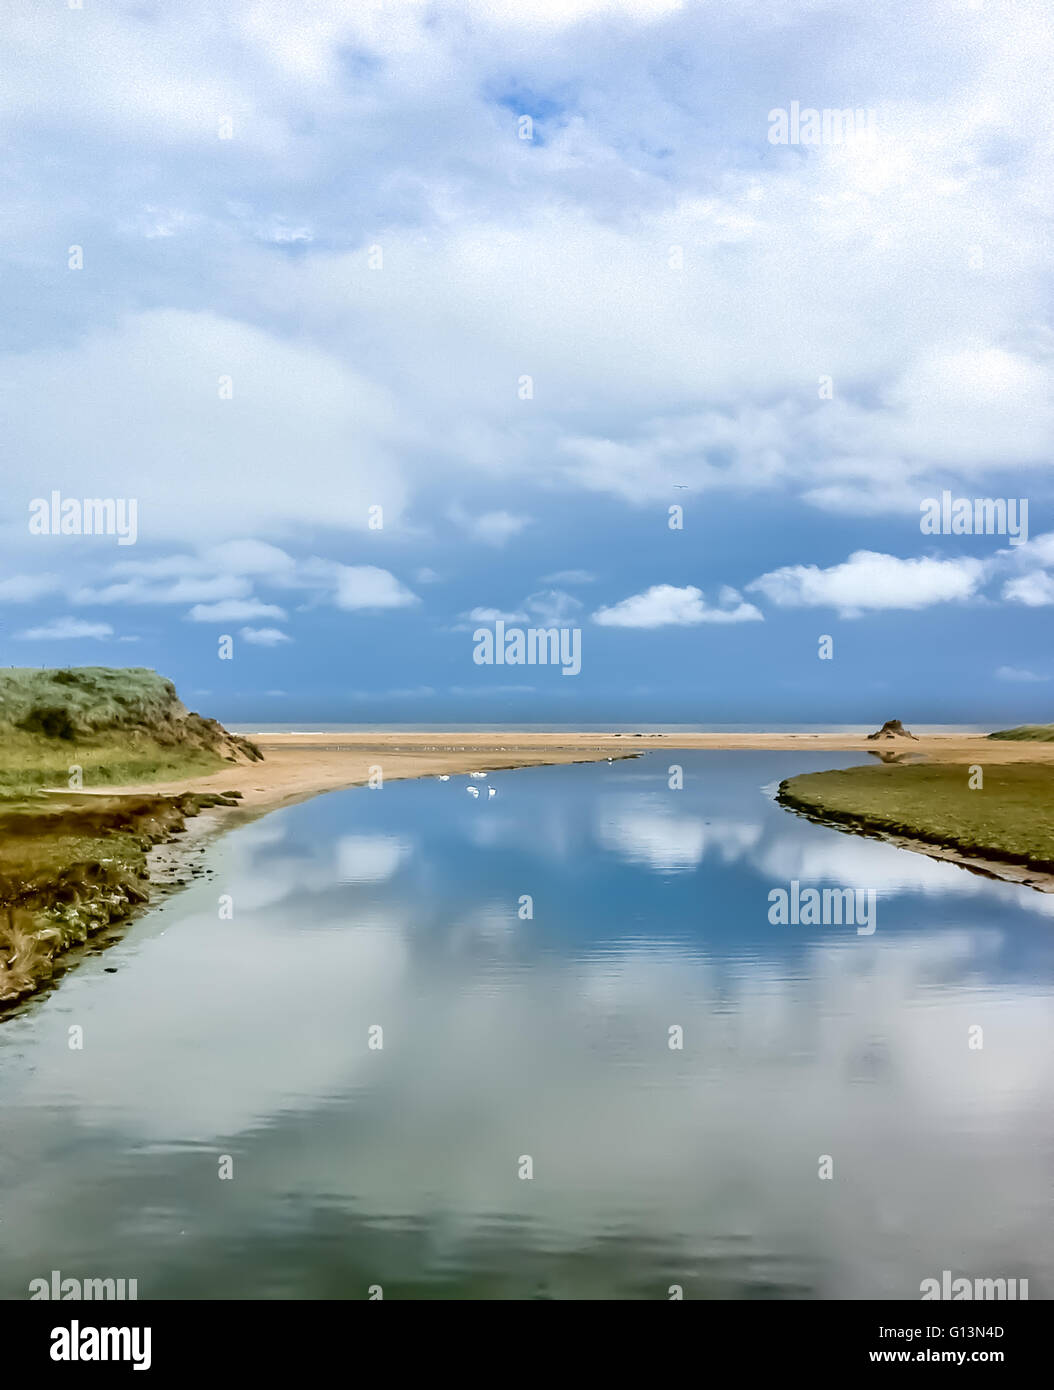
[777,761,1054,871]
[989,724,1054,743]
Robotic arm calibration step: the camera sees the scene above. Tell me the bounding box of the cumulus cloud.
[593,584,762,627]
[448,506,531,547]
[333,566,419,611]
[239,626,292,646]
[17,617,114,641]
[188,599,287,622]
[2,0,1053,683]
[1003,572,1054,607]
[748,551,985,617]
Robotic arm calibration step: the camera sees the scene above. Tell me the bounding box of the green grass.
[0,729,226,796]
[0,666,181,732]
[0,667,259,1006]
[0,666,258,796]
[989,724,1054,742]
[777,762,1054,871]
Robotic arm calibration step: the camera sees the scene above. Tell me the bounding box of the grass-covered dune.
[777,762,1054,876]
[989,724,1054,743]
[0,667,261,1007]
[0,666,261,795]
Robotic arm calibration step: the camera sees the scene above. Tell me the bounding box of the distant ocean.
[229,722,988,735]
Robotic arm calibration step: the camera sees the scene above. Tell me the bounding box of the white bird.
[470,771,488,779]
[438,775,450,781]
[467,785,479,797]
[488,786,496,797]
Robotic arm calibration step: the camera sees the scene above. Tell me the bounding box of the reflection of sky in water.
[1,753,1052,1300]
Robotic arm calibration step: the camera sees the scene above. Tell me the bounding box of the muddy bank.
[0,791,245,1011]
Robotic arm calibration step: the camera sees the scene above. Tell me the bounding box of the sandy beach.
[68,730,1054,815]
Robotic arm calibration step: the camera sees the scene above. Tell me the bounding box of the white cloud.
[0,573,62,602]
[463,590,583,629]
[448,506,532,547]
[188,599,287,622]
[240,626,292,646]
[74,575,252,606]
[593,584,762,628]
[524,589,583,626]
[1003,571,1054,607]
[3,0,1054,632]
[205,540,298,578]
[541,570,596,585]
[17,617,114,641]
[1,311,406,547]
[466,606,528,624]
[334,565,419,611]
[995,666,1048,683]
[749,551,985,617]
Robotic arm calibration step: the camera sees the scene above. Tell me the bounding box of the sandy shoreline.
[11,728,1049,1013]
[64,730,1054,815]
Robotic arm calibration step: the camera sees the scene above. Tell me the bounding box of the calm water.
[2,752,1052,1300]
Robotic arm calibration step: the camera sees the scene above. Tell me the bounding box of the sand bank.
[51,729,1054,816]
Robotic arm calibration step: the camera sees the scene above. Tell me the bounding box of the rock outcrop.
[867,718,918,741]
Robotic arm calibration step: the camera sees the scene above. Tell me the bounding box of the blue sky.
[1,0,1052,725]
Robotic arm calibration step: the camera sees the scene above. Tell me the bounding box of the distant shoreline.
[67,729,1054,817]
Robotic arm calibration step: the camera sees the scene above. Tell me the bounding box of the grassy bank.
[0,668,261,1009]
[0,666,261,795]
[989,724,1054,743]
[777,762,1054,876]
[0,790,245,1005]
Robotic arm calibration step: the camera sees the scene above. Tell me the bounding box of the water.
[2,752,1052,1300]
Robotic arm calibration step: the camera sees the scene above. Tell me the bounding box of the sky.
[1,0,1052,726]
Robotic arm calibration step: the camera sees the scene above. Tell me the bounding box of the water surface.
[2,752,1052,1299]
